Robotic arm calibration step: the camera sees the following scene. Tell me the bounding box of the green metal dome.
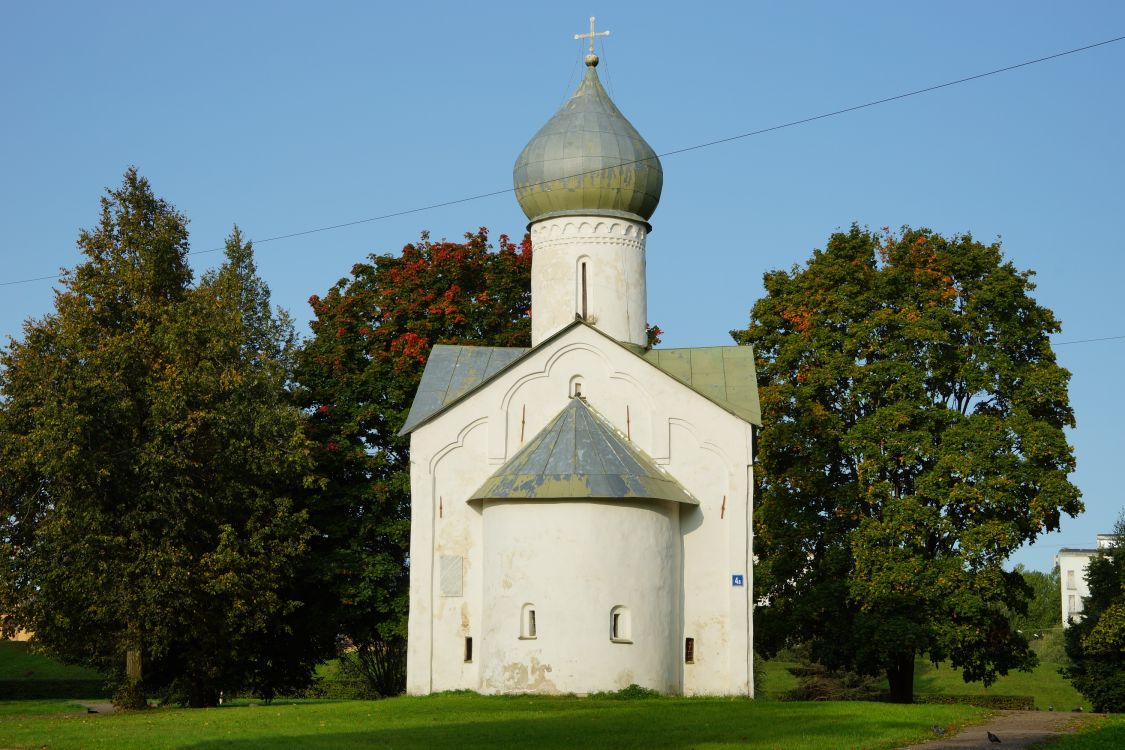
[513,60,663,225]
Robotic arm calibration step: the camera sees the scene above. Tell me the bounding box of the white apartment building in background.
[1057,534,1117,626]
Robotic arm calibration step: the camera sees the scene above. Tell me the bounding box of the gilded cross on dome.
[574,16,609,65]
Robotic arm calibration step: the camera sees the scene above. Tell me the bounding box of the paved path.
[899,710,1091,750]
[76,701,116,714]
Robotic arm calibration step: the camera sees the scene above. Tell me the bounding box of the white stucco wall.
[1058,549,1097,626]
[479,499,680,694]
[529,216,648,348]
[406,324,754,696]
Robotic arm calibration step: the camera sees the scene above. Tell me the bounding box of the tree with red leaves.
[295,228,530,694]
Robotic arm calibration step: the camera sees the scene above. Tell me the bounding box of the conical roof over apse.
[512,59,663,225]
[470,397,696,505]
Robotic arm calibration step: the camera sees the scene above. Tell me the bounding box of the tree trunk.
[886,652,915,704]
[188,680,219,708]
[113,647,147,710]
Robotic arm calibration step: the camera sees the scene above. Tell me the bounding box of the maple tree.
[0,170,317,707]
[295,227,531,693]
[734,224,1081,703]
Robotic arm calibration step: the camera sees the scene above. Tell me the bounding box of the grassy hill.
[0,641,106,699]
[759,651,1089,711]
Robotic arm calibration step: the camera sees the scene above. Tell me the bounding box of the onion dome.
[513,57,663,225]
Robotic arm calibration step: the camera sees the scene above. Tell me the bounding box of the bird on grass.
[931,725,945,736]
[987,730,1002,743]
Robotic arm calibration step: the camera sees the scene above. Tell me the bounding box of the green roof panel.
[644,346,761,426]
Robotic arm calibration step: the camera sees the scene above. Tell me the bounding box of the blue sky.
[2,1,1123,572]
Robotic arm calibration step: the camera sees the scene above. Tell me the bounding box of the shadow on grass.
[181,701,953,750]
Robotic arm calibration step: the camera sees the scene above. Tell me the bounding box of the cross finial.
[575,16,610,66]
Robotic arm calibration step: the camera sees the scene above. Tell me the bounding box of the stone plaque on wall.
[440,555,463,597]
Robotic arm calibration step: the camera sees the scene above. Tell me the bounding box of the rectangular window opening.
[464,636,473,663]
[685,637,695,664]
[611,613,621,640]
[528,610,537,638]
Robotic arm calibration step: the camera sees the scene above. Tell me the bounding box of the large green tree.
[735,225,1081,702]
[1008,565,1061,638]
[0,169,318,707]
[1065,513,1125,711]
[295,228,531,694]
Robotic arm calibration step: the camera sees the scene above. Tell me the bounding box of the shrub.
[590,684,663,700]
[914,694,1034,710]
[782,663,884,702]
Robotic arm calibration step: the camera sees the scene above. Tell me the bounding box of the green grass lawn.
[0,641,101,680]
[0,699,89,717]
[758,653,1089,711]
[912,658,1088,712]
[1038,714,1125,749]
[0,694,984,750]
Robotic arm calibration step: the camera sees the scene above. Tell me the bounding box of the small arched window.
[610,605,631,643]
[520,603,537,639]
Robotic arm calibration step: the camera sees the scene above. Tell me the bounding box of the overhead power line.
[2,33,1124,290]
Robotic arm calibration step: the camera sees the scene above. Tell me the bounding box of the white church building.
[401,32,761,696]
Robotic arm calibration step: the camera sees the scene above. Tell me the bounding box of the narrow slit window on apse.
[685,638,695,664]
[464,637,473,662]
[610,606,631,643]
[521,603,537,639]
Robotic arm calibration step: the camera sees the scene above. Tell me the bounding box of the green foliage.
[1065,513,1125,712]
[782,662,885,702]
[735,225,1081,703]
[0,169,319,707]
[1008,565,1062,637]
[0,694,986,750]
[913,694,1034,709]
[294,228,531,691]
[1034,628,1070,664]
[589,683,664,699]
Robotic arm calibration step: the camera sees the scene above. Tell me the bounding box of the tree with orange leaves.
[295,228,530,695]
[734,224,1080,703]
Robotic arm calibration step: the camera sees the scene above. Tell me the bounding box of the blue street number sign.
[731,574,744,587]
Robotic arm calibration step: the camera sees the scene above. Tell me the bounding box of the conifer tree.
[0,170,317,707]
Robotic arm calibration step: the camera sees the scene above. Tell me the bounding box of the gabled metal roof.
[643,346,761,426]
[398,320,761,435]
[470,397,697,505]
[399,344,529,434]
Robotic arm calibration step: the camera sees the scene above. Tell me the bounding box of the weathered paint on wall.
[480,499,679,694]
[406,324,754,696]
[529,216,648,347]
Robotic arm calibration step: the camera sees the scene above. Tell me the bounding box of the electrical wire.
[2,33,1123,290]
